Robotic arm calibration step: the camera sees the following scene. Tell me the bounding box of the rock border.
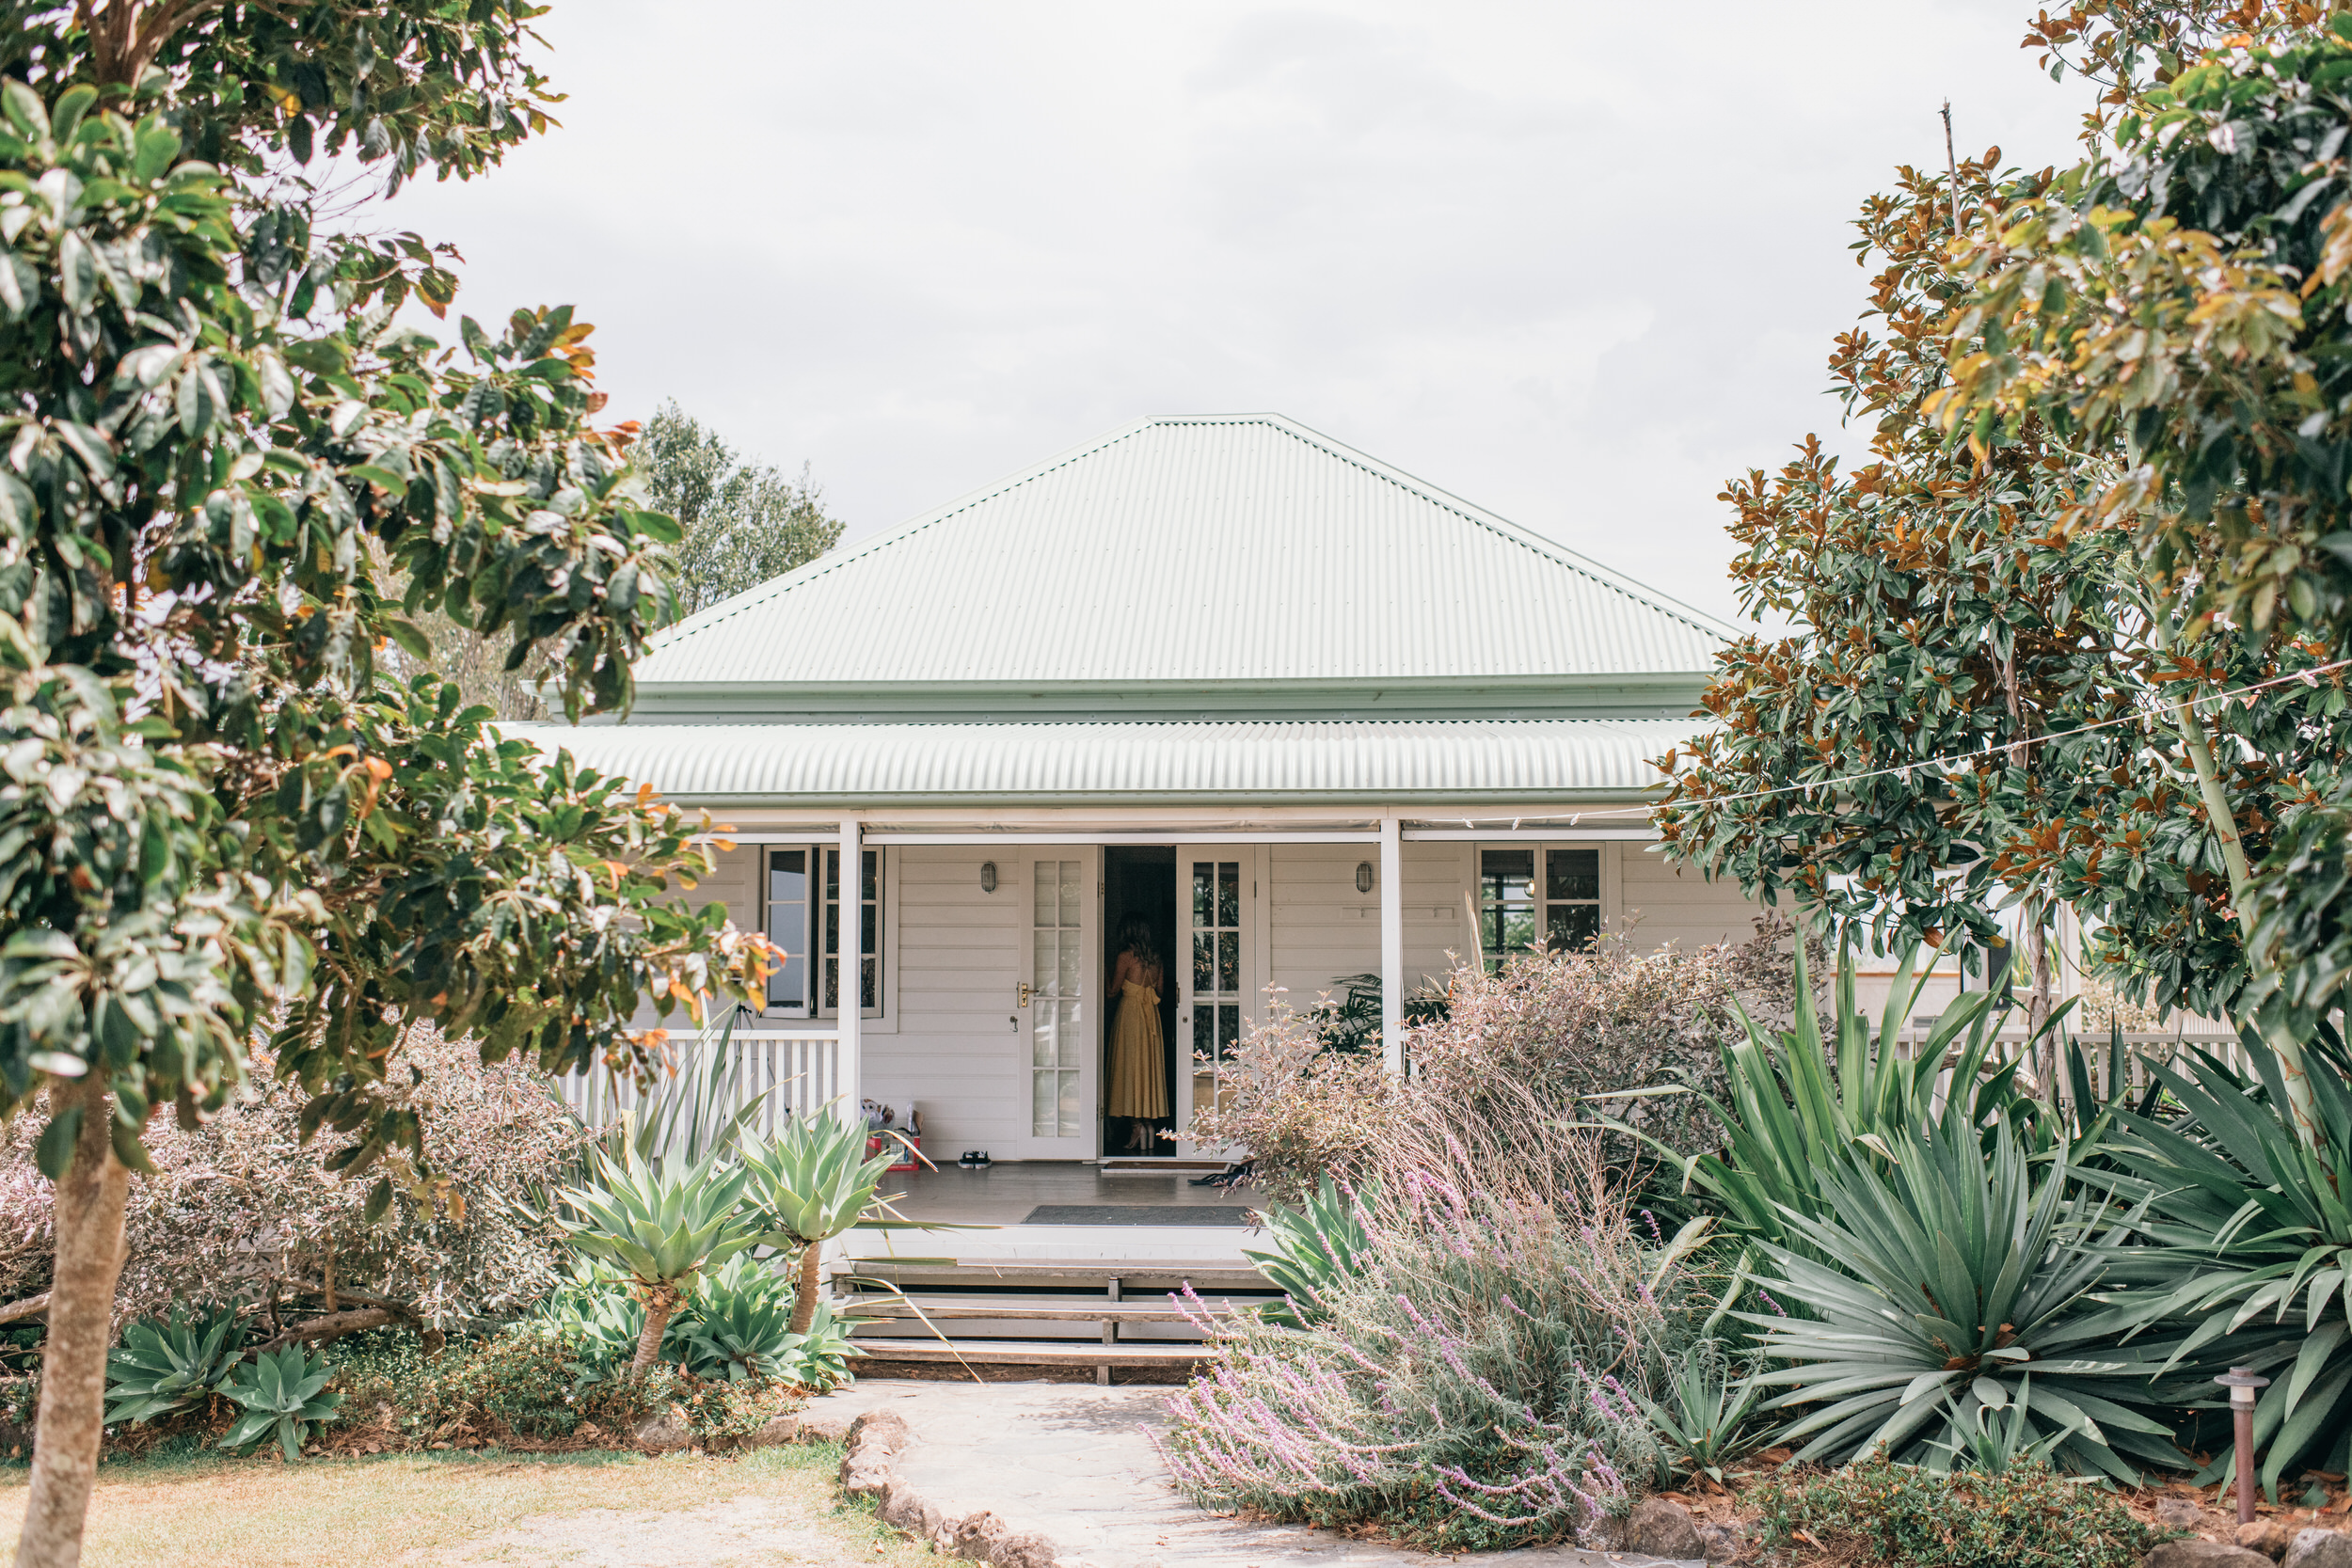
[837,1407,1067,1568]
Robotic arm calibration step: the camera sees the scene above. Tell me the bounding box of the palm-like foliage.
[1244,1175,1375,1329]
[602,1011,774,1166]
[740,1114,906,1335]
[215,1345,343,1462]
[2099,1036,2352,1495]
[559,1146,757,1375]
[1745,1120,2178,1482]
[670,1255,799,1384]
[103,1303,243,1427]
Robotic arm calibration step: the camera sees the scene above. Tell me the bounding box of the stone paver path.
[816,1378,1684,1568]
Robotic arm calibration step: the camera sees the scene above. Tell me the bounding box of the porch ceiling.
[501,718,1702,806]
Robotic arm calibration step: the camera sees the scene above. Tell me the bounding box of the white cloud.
[386,0,2089,626]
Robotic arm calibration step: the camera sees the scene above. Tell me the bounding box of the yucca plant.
[1744,1119,2179,1482]
[1605,940,2074,1259]
[558,1146,757,1376]
[215,1345,343,1461]
[2096,1034,2352,1496]
[740,1113,908,1336]
[604,1010,774,1166]
[103,1302,244,1427]
[1244,1174,1375,1329]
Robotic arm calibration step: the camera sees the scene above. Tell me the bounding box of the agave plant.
[559,1146,757,1375]
[1744,1118,2178,1481]
[530,1260,646,1380]
[740,1113,907,1335]
[1633,1338,1772,1488]
[215,1345,343,1461]
[1244,1174,1375,1329]
[2096,1035,2352,1495]
[103,1302,244,1427]
[671,1256,801,1384]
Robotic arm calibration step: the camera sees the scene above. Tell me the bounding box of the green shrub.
[1754,1455,2167,1568]
[215,1346,342,1461]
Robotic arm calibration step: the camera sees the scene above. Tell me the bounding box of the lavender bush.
[1159,1114,1699,1550]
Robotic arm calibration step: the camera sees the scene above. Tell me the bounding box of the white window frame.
[1472,842,1613,962]
[761,844,888,1022]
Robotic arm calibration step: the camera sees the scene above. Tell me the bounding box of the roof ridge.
[648,414,1739,655]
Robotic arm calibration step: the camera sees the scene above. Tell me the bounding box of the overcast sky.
[382,1,2090,628]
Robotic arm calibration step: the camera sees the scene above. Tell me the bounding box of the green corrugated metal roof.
[507,720,1692,805]
[628,415,1733,721]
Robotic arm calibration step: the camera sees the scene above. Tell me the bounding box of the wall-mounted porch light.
[1355,861,1375,894]
[980,860,998,894]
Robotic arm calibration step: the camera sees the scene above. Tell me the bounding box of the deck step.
[846,1338,1210,1368]
[843,1259,1269,1292]
[840,1299,1240,1323]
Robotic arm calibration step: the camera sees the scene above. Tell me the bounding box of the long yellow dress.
[1107,976,1169,1120]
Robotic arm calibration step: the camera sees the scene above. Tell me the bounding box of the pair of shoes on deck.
[957,1150,993,1169]
[1189,1159,1254,1189]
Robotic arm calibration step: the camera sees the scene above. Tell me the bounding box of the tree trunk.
[2024,898,2058,1104]
[2174,683,2324,1143]
[789,1241,823,1337]
[18,1077,135,1568]
[628,1284,680,1379]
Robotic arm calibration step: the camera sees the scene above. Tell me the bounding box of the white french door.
[1174,847,1261,1157]
[1014,852,1098,1159]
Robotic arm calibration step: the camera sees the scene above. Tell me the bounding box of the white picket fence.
[1892,1026,2247,1102]
[555,1028,846,1150]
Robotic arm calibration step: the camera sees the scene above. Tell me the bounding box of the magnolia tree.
[1657,4,2352,1108]
[1918,0,2352,1130]
[0,5,772,1563]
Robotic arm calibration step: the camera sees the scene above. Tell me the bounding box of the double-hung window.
[764,847,882,1017]
[1477,847,1601,963]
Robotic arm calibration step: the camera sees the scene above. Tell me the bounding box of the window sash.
[1479,847,1600,963]
[764,847,882,1018]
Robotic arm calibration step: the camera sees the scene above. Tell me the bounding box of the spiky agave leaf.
[1744,1118,2181,1481]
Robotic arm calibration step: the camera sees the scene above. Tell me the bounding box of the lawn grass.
[0,1436,938,1567]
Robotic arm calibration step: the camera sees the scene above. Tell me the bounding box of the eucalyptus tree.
[0,6,774,1562]
[635,401,843,620]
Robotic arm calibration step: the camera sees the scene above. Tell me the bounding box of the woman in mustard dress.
[1106,915,1168,1152]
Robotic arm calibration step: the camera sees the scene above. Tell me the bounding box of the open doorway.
[1102,847,1177,1157]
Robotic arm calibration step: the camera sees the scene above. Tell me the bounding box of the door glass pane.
[822,849,882,1013]
[1031,860,1084,1141]
[1032,1069,1056,1137]
[1192,863,1213,927]
[1216,862,1238,927]
[1216,930,1238,992]
[1193,931,1213,993]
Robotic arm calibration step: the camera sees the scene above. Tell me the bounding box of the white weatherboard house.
[523,414,1776,1166]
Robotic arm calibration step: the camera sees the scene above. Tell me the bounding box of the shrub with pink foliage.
[0,1023,586,1329]
[1158,1119,1694,1551]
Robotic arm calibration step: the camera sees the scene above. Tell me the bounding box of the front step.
[847,1338,1210,1370]
[835,1256,1274,1382]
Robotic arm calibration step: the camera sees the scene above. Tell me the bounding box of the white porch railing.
[556,1029,845,1149]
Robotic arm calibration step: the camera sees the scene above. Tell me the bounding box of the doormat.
[1021,1205,1254,1227]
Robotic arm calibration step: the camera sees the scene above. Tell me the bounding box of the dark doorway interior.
[1102,847,1178,1157]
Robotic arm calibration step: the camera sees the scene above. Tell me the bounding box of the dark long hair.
[1116,914,1160,975]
